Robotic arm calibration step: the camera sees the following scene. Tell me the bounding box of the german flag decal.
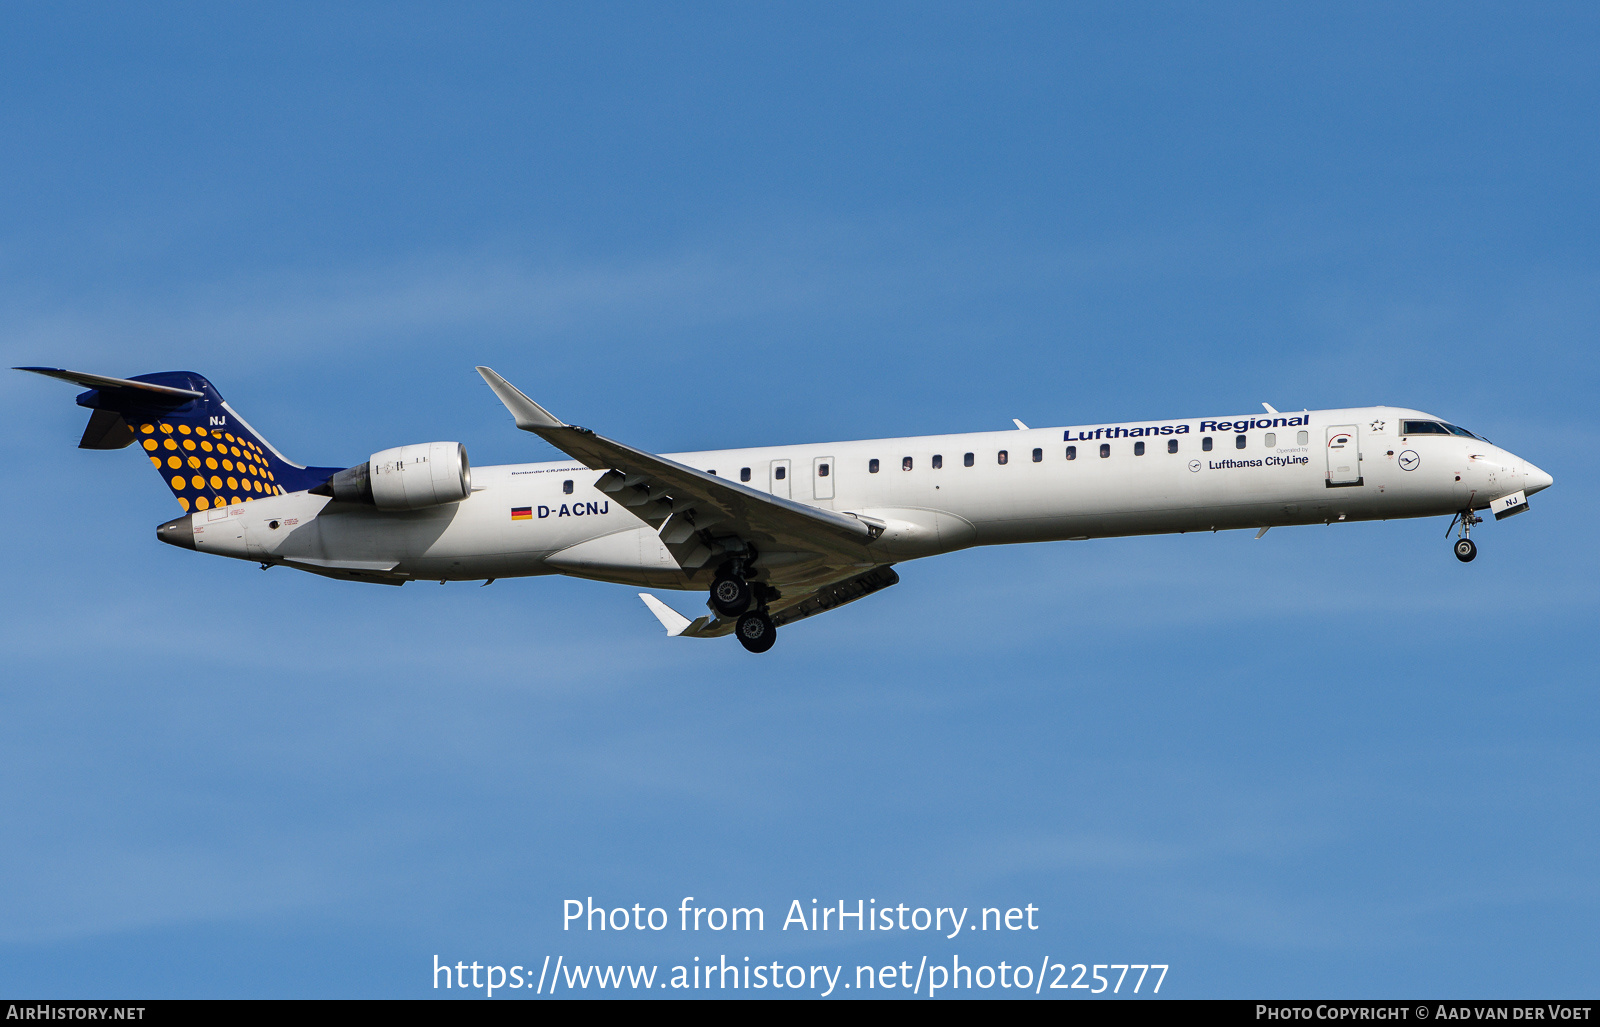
[511,506,532,520]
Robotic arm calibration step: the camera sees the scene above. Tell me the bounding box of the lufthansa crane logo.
[1188,459,1201,473]
[1398,450,1420,471]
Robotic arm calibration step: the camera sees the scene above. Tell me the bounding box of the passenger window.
[1065,446,1076,460]
[1099,443,1110,458]
[1264,432,1276,447]
[1297,431,1308,445]
[740,467,751,482]
[997,450,1008,465]
[1235,434,1247,449]
[1032,448,1042,462]
[902,457,913,471]
[1202,437,1213,452]
[1167,438,1178,454]
[931,454,942,469]
[869,459,879,474]
[818,463,830,477]
[563,480,573,494]
[1134,441,1145,456]
[775,466,786,480]
[964,452,974,467]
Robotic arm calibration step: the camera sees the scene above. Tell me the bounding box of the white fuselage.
[184,406,1550,589]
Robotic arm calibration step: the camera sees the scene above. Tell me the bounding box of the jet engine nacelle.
[321,441,472,510]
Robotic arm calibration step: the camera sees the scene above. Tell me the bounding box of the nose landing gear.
[1448,510,1482,563]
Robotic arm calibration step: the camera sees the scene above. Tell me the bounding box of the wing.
[477,366,884,571]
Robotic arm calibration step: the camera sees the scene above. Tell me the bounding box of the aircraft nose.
[1524,462,1554,496]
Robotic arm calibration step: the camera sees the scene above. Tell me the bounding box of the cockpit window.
[1403,419,1487,441]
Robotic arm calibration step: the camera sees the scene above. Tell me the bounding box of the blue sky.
[2,2,1596,998]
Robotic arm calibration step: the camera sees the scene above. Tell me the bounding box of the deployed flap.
[78,409,136,450]
[476,367,877,567]
[640,565,901,639]
[770,565,899,627]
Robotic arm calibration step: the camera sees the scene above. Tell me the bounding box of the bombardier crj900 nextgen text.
[21,366,1554,654]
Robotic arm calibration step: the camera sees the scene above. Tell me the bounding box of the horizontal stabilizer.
[15,367,204,399]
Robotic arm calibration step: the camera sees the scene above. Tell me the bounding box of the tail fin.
[17,367,344,513]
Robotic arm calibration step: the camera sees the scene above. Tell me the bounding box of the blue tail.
[18,367,344,513]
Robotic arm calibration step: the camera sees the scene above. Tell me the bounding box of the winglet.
[639,593,693,636]
[475,366,566,430]
[1262,402,1279,414]
[1012,418,1029,430]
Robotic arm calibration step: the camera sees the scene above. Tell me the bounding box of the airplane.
[18,365,1554,653]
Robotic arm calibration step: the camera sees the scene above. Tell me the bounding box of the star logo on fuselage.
[1370,419,1386,432]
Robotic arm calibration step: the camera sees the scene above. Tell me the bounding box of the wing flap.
[769,565,900,627]
[637,565,900,639]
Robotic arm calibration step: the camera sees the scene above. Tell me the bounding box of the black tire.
[1454,538,1477,563]
[711,575,752,616]
[736,610,776,653]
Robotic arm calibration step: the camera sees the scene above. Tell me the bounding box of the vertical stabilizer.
[17,367,344,512]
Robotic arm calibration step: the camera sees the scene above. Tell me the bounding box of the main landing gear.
[711,557,777,653]
[1448,510,1482,563]
[710,574,752,617]
[736,609,776,653]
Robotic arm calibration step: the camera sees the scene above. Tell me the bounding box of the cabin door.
[1325,425,1362,487]
[813,456,835,500]
[769,459,791,498]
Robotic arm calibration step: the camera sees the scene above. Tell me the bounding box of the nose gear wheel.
[1446,509,1483,563]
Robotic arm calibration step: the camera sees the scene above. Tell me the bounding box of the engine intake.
[314,442,471,510]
